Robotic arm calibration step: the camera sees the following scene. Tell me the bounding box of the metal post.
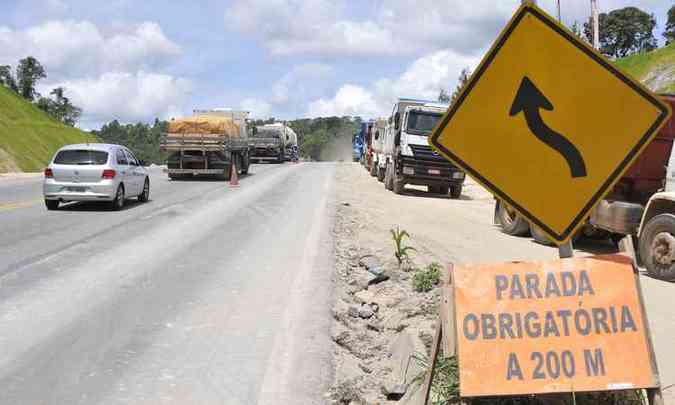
[591,0,600,49]
[558,240,574,258]
[556,0,562,22]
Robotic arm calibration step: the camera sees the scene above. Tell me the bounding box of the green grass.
[615,42,675,94]
[0,86,96,173]
[412,262,442,293]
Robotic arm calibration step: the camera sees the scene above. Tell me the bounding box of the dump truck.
[249,123,298,163]
[160,109,251,180]
[382,99,465,197]
[496,95,675,280]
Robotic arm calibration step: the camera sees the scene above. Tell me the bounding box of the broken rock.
[382,330,426,398]
[358,304,374,319]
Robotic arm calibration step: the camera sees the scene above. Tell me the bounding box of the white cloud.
[225,0,514,57]
[45,72,192,125]
[307,48,480,118]
[225,0,668,58]
[308,84,380,118]
[272,63,333,104]
[0,20,181,79]
[0,19,188,127]
[241,98,272,119]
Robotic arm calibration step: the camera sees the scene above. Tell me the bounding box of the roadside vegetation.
[93,119,168,165]
[413,262,442,293]
[0,85,94,172]
[287,116,359,161]
[390,226,417,267]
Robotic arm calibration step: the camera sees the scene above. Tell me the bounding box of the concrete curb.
[0,172,42,180]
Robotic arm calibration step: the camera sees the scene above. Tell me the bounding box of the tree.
[0,65,18,93]
[584,7,657,58]
[438,89,450,103]
[665,5,675,45]
[451,68,471,103]
[16,56,46,101]
[50,87,82,126]
[36,87,82,127]
[570,21,586,42]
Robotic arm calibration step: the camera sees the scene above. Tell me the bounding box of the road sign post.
[430,3,671,244]
[421,2,670,404]
[422,254,663,404]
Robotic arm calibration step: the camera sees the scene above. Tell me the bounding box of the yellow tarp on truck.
[167,115,241,137]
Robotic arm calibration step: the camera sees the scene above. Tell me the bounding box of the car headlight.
[400,143,413,156]
[453,172,465,179]
[402,166,415,175]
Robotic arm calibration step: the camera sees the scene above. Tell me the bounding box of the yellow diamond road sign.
[430,4,672,244]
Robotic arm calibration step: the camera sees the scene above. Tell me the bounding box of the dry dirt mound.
[0,147,21,173]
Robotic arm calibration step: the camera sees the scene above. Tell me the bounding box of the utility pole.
[591,0,600,50]
[557,0,562,22]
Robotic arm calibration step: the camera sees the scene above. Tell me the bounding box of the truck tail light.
[102,169,116,179]
[44,168,53,178]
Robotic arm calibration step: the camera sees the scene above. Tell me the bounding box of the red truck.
[497,94,675,279]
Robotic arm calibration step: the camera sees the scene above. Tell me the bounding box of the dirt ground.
[328,162,675,405]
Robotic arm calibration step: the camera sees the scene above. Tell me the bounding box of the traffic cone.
[229,160,239,187]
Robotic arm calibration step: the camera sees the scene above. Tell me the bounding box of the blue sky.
[0,0,671,129]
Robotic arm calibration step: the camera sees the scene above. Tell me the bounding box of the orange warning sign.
[454,254,658,397]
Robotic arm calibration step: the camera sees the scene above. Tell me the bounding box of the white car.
[43,144,150,211]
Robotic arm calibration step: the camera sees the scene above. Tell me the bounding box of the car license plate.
[428,169,441,175]
[67,186,86,192]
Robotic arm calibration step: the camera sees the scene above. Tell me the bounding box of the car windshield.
[406,111,443,134]
[254,128,280,138]
[53,150,108,165]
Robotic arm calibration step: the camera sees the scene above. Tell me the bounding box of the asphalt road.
[0,163,336,405]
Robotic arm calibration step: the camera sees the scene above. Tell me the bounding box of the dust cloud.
[319,135,353,162]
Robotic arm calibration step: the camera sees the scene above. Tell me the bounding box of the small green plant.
[391,226,416,266]
[413,262,441,292]
[413,353,460,405]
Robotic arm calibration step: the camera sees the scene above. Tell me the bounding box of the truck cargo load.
[167,115,241,137]
[160,109,251,180]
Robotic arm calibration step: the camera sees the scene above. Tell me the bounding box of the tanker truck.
[250,123,298,163]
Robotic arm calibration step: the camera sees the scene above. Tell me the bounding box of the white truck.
[382,98,465,197]
[370,118,387,181]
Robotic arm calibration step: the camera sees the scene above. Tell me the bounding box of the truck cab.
[370,118,387,181]
[383,99,465,197]
[352,128,364,162]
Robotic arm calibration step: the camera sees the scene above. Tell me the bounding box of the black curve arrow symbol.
[509,76,587,178]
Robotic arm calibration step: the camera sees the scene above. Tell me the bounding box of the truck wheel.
[241,152,250,175]
[449,184,462,199]
[530,224,555,246]
[45,199,59,211]
[385,162,394,191]
[393,176,404,195]
[639,214,675,281]
[496,202,531,236]
[377,167,385,182]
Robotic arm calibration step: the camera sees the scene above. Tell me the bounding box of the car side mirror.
[394,112,400,130]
